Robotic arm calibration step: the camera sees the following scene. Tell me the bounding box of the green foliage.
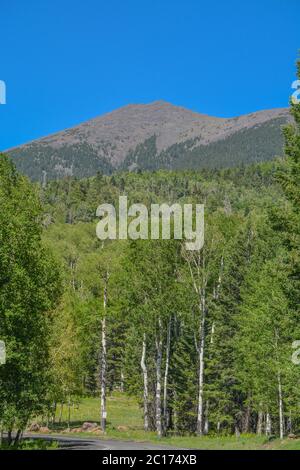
[0,154,62,439]
[1,58,299,443]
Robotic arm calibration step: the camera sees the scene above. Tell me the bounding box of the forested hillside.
[0,62,299,448]
[38,154,299,438]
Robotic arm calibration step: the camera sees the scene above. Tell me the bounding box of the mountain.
[6,101,290,181]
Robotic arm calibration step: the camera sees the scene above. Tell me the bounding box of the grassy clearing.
[39,393,300,450]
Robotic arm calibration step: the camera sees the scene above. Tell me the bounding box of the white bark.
[256,407,263,435]
[100,272,108,432]
[140,333,149,432]
[120,370,124,393]
[163,318,171,433]
[204,400,209,435]
[278,371,284,439]
[265,412,272,436]
[196,288,206,436]
[204,321,215,434]
[185,249,210,437]
[155,318,163,437]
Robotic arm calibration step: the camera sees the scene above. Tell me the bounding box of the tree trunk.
[120,370,124,393]
[100,325,107,430]
[196,288,206,436]
[140,333,149,432]
[155,318,163,438]
[13,429,22,447]
[278,371,284,439]
[7,430,12,446]
[100,272,108,432]
[274,329,284,439]
[52,401,57,424]
[100,315,107,432]
[265,412,272,436]
[204,321,215,434]
[287,411,292,434]
[163,318,171,434]
[243,402,251,433]
[59,403,63,424]
[256,408,263,435]
[204,400,209,434]
[67,396,71,430]
[173,390,178,434]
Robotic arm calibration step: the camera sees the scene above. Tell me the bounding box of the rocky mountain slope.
[6,101,290,180]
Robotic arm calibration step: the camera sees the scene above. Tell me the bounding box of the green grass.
[0,439,58,450]
[36,393,300,450]
[58,393,145,432]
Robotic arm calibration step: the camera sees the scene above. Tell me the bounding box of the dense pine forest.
[0,63,299,448]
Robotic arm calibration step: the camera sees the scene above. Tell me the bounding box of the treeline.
[121,117,286,172]
[41,160,280,226]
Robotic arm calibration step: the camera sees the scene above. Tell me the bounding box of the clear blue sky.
[0,0,299,149]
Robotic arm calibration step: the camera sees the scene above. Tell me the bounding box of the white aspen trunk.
[100,273,108,432]
[140,333,149,432]
[278,371,284,439]
[204,321,215,434]
[265,412,272,436]
[204,400,209,434]
[256,407,263,435]
[120,370,124,393]
[163,318,171,433]
[196,288,206,436]
[155,318,163,438]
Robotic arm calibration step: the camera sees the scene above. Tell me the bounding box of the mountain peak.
[7,102,290,181]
